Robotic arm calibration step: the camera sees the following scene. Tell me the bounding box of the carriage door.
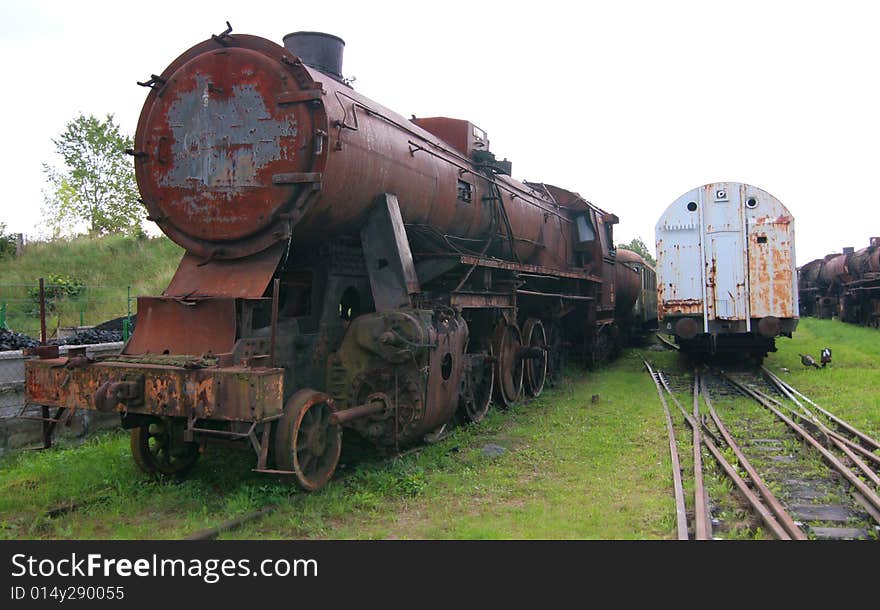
[701,185,750,323]
[747,193,796,319]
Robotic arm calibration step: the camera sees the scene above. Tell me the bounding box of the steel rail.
[690,370,711,540]
[758,376,880,488]
[698,378,807,540]
[722,372,880,518]
[655,369,791,540]
[762,366,880,452]
[655,333,680,351]
[644,360,689,540]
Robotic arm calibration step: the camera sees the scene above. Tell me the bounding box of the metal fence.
[0,280,134,341]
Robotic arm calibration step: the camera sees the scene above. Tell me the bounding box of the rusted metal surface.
[456,254,602,282]
[700,381,807,540]
[124,297,237,356]
[135,32,584,270]
[690,372,710,540]
[274,389,341,490]
[799,239,880,326]
[492,322,523,407]
[360,193,420,311]
[39,278,47,344]
[327,308,468,446]
[449,292,514,309]
[644,360,688,540]
[613,248,643,316]
[26,357,283,422]
[269,278,280,366]
[328,397,386,425]
[723,372,880,516]
[651,363,793,540]
[25,28,647,493]
[164,242,287,298]
[656,183,798,348]
[748,211,796,319]
[135,34,327,260]
[411,117,488,158]
[521,319,547,398]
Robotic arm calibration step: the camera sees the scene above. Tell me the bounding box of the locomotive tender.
[656,182,798,359]
[798,238,880,327]
[24,27,647,490]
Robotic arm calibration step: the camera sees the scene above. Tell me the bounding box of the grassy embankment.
[0,315,875,540]
[0,234,183,336]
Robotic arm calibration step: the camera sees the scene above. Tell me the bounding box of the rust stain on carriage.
[659,298,703,316]
[748,216,794,318]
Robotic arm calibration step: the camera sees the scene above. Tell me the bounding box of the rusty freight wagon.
[655,182,798,359]
[23,26,643,490]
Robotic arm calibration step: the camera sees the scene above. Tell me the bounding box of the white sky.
[1,0,878,265]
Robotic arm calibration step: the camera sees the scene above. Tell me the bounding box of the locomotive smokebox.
[283,31,345,79]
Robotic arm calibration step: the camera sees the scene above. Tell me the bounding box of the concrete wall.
[0,342,123,456]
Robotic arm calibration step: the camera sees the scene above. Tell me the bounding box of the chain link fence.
[0,278,130,453]
[0,280,134,343]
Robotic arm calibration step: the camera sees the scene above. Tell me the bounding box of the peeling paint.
[161,75,298,191]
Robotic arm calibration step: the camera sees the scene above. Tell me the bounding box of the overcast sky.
[2,0,877,265]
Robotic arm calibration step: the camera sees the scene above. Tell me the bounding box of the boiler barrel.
[817,253,849,286]
[133,33,572,269]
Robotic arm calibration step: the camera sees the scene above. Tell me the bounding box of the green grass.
[0,234,183,336]
[763,317,880,437]
[0,316,876,540]
[0,352,677,540]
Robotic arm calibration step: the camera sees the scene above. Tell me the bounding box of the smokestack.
[843,247,854,255]
[283,32,345,81]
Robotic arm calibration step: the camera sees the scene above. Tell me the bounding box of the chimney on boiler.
[283,31,345,82]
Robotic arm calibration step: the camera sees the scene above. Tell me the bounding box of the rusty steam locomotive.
[24,27,650,490]
[798,238,880,327]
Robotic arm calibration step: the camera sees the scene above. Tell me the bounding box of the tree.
[619,237,656,265]
[42,114,142,236]
[0,223,18,259]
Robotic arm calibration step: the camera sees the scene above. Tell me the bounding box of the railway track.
[646,357,880,540]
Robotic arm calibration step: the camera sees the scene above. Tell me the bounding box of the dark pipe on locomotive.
[23,25,652,490]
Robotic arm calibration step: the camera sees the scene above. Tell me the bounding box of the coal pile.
[0,329,40,351]
[93,315,137,333]
[54,329,126,345]
[0,315,136,351]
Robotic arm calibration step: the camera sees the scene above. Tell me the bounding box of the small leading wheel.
[459,346,494,424]
[522,319,548,398]
[274,389,342,491]
[130,418,199,477]
[492,322,523,408]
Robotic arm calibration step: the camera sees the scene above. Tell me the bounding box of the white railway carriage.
[655,182,798,358]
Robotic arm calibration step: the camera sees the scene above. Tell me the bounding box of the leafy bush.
[27,273,85,315]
